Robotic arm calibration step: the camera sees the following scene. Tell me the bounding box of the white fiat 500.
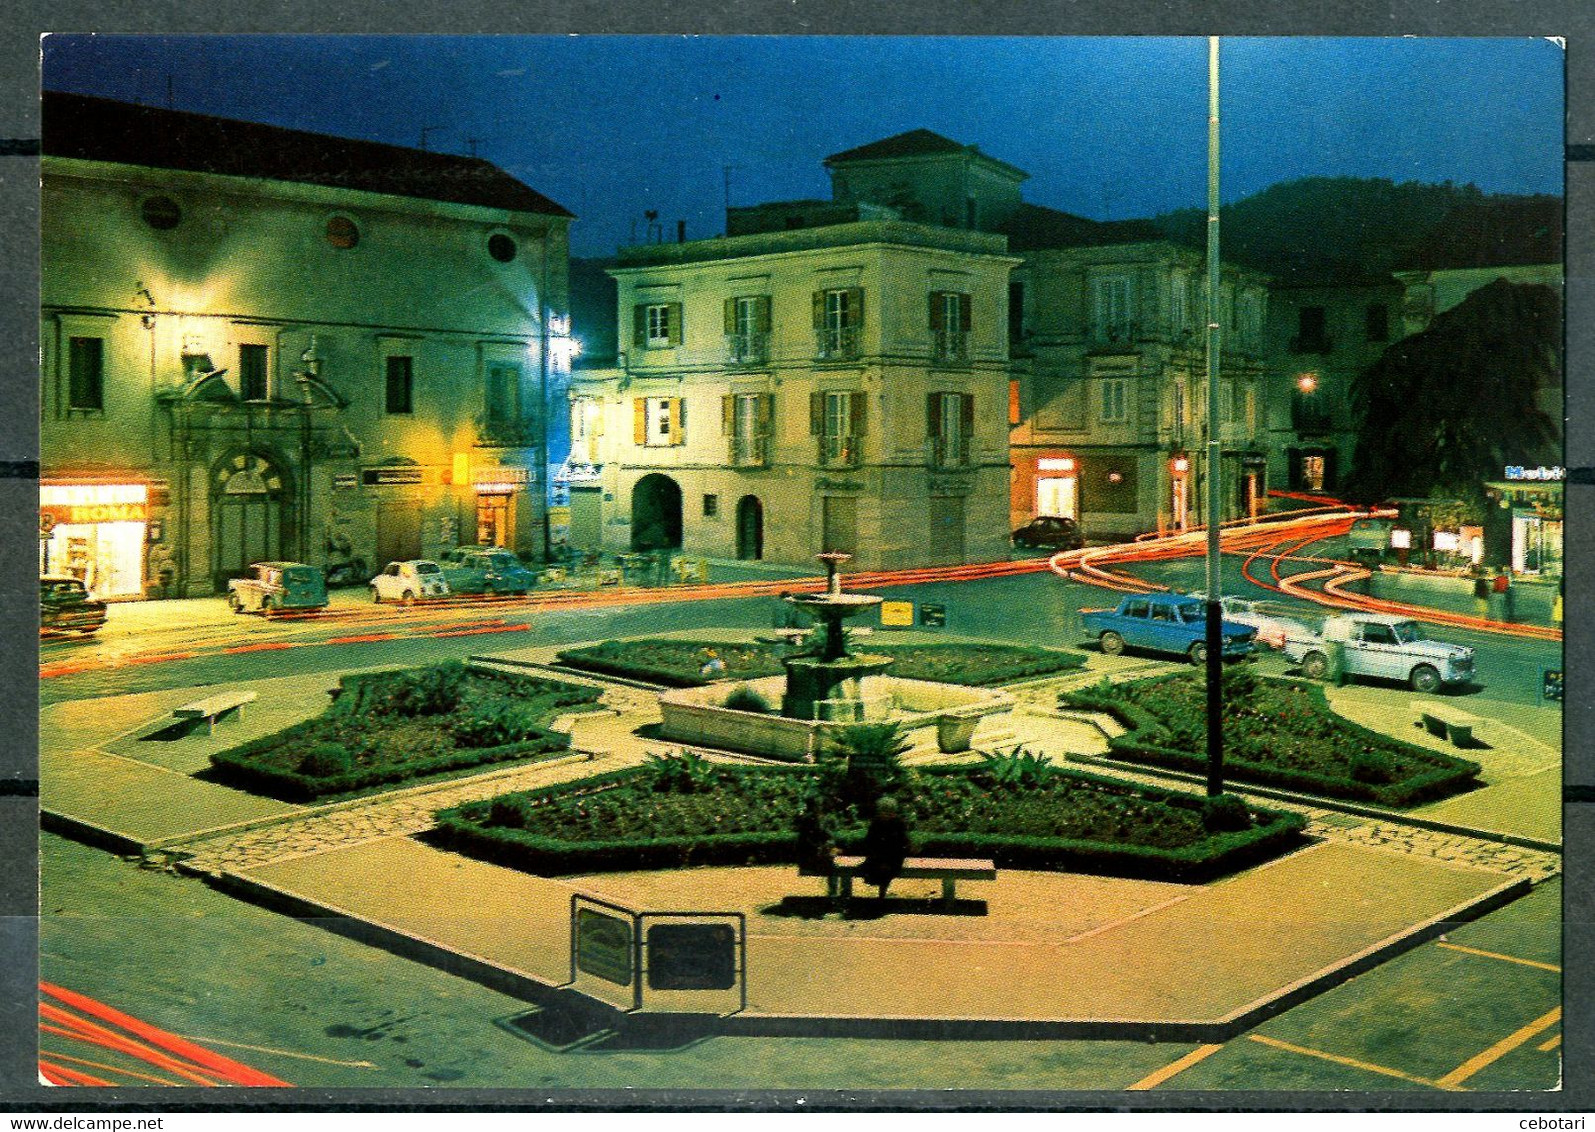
[369,560,451,603]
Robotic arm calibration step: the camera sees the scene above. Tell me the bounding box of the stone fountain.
[655,552,1014,761]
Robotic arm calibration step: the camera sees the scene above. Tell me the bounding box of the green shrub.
[488,798,526,828]
[298,742,352,778]
[453,701,539,749]
[642,749,720,794]
[1201,792,1252,833]
[1350,750,1398,785]
[829,722,911,809]
[723,685,774,714]
[979,747,1056,788]
[384,660,468,717]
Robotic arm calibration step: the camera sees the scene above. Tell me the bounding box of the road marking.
[1436,1007,1562,1088]
[430,623,531,638]
[39,1048,183,1086]
[1065,893,1191,942]
[327,632,400,644]
[1246,1034,1459,1090]
[1538,1033,1562,1052]
[178,1035,378,1069]
[223,642,298,654]
[1126,1043,1224,1090]
[1436,942,1560,973]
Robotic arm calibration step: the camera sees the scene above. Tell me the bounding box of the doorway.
[210,451,290,589]
[736,495,764,560]
[631,474,683,550]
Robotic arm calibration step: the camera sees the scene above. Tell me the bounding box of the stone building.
[40,92,572,598]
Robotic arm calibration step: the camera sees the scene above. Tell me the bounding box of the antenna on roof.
[165,75,174,111]
[466,136,481,158]
[419,125,443,152]
[644,209,662,244]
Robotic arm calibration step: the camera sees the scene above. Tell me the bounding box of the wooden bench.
[1414,700,1480,747]
[174,690,257,734]
[830,855,997,908]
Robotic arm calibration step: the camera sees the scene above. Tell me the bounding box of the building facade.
[40,93,572,598]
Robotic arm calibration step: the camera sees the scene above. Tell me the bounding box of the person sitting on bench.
[859,795,911,900]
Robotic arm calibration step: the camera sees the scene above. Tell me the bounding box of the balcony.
[726,331,770,367]
[1291,403,1334,435]
[815,326,861,362]
[818,433,861,468]
[730,434,770,468]
[1290,334,1334,356]
[474,414,542,448]
[928,434,971,469]
[933,329,970,364]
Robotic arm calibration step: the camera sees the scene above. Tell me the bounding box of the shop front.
[471,464,531,550]
[40,481,150,599]
[1487,466,1563,577]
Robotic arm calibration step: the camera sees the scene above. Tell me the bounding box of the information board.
[919,602,947,628]
[575,907,633,986]
[646,923,737,990]
[880,601,914,628]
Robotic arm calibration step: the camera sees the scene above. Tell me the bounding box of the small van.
[227,561,329,614]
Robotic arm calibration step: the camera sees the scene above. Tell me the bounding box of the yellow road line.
[1537,1034,1562,1052]
[1126,1043,1224,1091]
[1437,1007,1562,1089]
[1437,942,1561,973]
[1246,1034,1460,1091]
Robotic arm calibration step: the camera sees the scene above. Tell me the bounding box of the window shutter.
[722,393,734,436]
[850,391,867,437]
[633,305,647,348]
[960,292,973,331]
[812,291,825,329]
[927,391,941,439]
[633,398,647,445]
[757,295,772,333]
[591,402,604,436]
[667,303,683,346]
[669,397,684,444]
[960,392,975,436]
[846,287,864,329]
[757,393,773,435]
[810,391,824,435]
[929,291,945,332]
[724,298,737,335]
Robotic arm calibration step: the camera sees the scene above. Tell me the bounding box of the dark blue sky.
[42,35,1564,257]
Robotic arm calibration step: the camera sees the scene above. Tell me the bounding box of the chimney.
[677,220,686,243]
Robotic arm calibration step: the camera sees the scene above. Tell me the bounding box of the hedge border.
[1061,675,1481,808]
[431,762,1307,884]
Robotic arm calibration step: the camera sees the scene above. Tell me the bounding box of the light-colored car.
[1283,613,1475,693]
[1188,593,1317,651]
[441,548,536,595]
[228,562,328,614]
[369,560,451,603]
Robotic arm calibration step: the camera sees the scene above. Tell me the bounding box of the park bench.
[1414,700,1481,747]
[173,690,257,734]
[829,855,997,909]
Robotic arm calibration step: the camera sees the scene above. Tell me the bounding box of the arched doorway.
[736,495,764,560]
[210,449,293,589]
[630,474,683,551]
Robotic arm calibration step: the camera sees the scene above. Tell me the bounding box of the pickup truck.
[1283,613,1475,693]
[1081,592,1256,664]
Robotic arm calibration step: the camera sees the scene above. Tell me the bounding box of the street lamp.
[1203,36,1225,797]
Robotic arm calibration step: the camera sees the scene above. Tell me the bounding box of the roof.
[42,90,572,218]
[825,129,969,164]
[998,203,1165,252]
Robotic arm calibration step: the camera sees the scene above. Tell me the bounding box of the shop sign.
[361,466,428,486]
[41,502,149,525]
[332,473,359,491]
[471,465,530,486]
[1504,466,1564,482]
[39,512,56,537]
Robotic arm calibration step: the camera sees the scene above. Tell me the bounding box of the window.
[239,344,269,401]
[1219,381,1235,424]
[1123,599,1149,619]
[1361,623,1396,646]
[965,197,978,229]
[67,336,104,412]
[724,295,771,364]
[723,392,773,466]
[1172,380,1187,432]
[1170,274,1188,336]
[813,287,863,360]
[1099,378,1128,423]
[633,302,683,349]
[487,365,521,422]
[1008,280,1025,343]
[1244,386,1257,434]
[385,355,414,415]
[929,291,972,362]
[569,397,602,465]
[488,233,518,263]
[1365,302,1390,342]
[1092,275,1134,341]
[927,391,974,467]
[1293,306,1330,354]
[811,390,866,466]
[703,494,719,518]
[634,396,685,447]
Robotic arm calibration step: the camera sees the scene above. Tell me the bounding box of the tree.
[1343,280,1561,506]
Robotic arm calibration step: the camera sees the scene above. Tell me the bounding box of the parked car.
[1187,593,1317,650]
[369,560,451,603]
[1012,515,1085,551]
[40,575,108,636]
[1283,613,1474,693]
[228,562,328,614]
[1080,592,1256,664]
[440,548,536,596]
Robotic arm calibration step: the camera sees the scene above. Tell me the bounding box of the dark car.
[41,575,108,636]
[1012,515,1084,551]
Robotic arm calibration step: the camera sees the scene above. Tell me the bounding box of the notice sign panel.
[646,923,736,990]
[919,602,947,628]
[880,600,914,629]
[575,908,633,986]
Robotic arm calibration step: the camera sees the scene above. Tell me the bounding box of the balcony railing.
[818,433,861,468]
[815,326,861,362]
[474,414,542,448]
[933,329,970,364]
[726,331,770,366]
[928,434,971,468]
[1292,404,1334,435]
[730,434,770,467]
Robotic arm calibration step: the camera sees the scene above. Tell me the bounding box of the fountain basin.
[658,674,1015,762]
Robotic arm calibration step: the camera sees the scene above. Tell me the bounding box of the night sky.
[41,35,1564,258]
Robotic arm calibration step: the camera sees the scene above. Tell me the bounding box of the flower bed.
[555,638,1085,688]
[209,661,602,802]
[433,761,1305,883]
[1061,672,1481,808]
